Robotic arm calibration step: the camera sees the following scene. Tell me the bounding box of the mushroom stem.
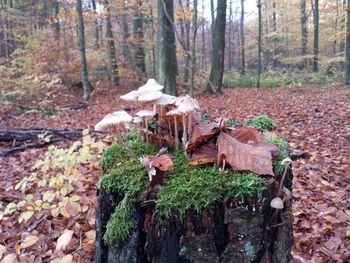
[142,116,146,142]
[277,164,290,197]
[168,120,172,137]
[174,115,179,150]
[188,112,193,142]
[160,106,164,118]
[145,119,149,143]
[182,113,187,147]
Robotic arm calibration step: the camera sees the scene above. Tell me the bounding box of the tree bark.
[300,0,308,69]
[228,0,233,71]
[52,1,60,40]
[132,0,146,74]
[105,0,119,86]
[206,0,226,94]
[91,0,99,49]
[190,0,198,96]
[312,0,319,72]
[183,0,191,84]
[344,0,350,84]
[257,0,262,88]
[76,0,91,101]
[272,2,277,68]
[240,0,245,75]
[157,0,178,95]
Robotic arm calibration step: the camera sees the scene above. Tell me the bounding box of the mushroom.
[270,197,284,209]
[166,108,181,150]
[94,111,133,154]
[132,116,143,141]
[120,90,139,102]
[136,110,156,142]
[277,157,292,196]
[138,78,164,92]
[176,95,200,147]
[151,94,177,117]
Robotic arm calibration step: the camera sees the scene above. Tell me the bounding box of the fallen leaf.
[0,245,6,260]
[20,235,39,249]
[151,154,173,172]
[0,253,17,263]
[55,230,74,252]
[84,230,96,241]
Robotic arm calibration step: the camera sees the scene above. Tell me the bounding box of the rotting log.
[95,169,293,263]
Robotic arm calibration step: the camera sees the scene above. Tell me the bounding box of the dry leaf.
[84,230,96,241]
[151,154,173,172]
[217,132,274,176]
[0,253,17,263]
[20,235,39,249]
[50,254,73,263]
[188,142,218,165]
[0,245,6,260]
[55,230,74,252]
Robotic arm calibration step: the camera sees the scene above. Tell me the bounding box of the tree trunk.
[95,171,293,263]
[344,0,350,84]
[183,0,191,84]
[312,0,319,72]
[300,0,308,69]
[119,1,134,69]
[105,0,119,86]
[206,0,227,94]
[240,0,245,75]
[132,0,146,74]
[201,0,206,70]
[272,2,277,68]
[91,0,99,49]
[228,0,233,71]
[157,0,178,95]
[76,0,91,101]
[190,0,198,96]
[257,0,262,89]
[53,1,60,40]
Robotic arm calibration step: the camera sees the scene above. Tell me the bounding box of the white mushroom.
[94,111,133,154]
[136,110,156,142]
[132,117,143,141]
[167,108,182,150]
[277,157,293,196]
[120,90,139,102]
[151,94,177,117]
[270,197,284,209]
[175,95,200,147]
[138,78,164,92]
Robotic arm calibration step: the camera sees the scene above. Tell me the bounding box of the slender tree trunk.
[272,2,277,68]
[91,0,99,49]
[240,0,245,75]
[183,0,191,84]
[105,0,119,86]
[228,0,233,71]
[312,0,319,72]
[132,0,146,74]
[334,17,338,56]
[201,0,206,70]
[119,1,133,68]
[206,0,227,94]
[344,0,350,84]
[157,0,178,95]
[53,1,60,39]
[300,0,308,69]
[257,0,262,88]
[210,0,214,61]
[76,0,91,101]
[190,0,198,96]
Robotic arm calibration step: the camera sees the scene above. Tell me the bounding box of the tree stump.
[95,169,293,263]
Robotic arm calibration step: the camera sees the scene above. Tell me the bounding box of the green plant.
[246,115,273,132]
[265,138,289,174]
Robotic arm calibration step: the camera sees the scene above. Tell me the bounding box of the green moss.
[100,134,268,245]
[103,194,136,245]
[246,115,273,132]
[265,138,289,174]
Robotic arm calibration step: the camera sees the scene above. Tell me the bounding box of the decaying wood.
[0,125,106,156]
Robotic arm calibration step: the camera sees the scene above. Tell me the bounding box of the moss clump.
[99,135,268,245]
[246,115,273,132]
[265,138,289,174]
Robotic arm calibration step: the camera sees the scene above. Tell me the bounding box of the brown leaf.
[188,142,218,166]
[0,253,17,263]
[187,122,221,152]
[217,132,274,176]
[151,155,173,172]
[55,230,74,252]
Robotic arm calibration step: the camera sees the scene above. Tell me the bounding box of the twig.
[27,214,48,232]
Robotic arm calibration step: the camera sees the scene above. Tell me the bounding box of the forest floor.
[0,83,349,262]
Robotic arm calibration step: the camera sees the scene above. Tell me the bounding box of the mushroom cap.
[136,110,156,117]
[132,116,143,124]
[94,111,132,131]
[137,90,163,102]
[120,90,139,102]
[281,157,292,166]
[166,108,182,116]
[151,94,177,106]
[176,95,200,113]
[270,197,284,209]
[138,79,164,92]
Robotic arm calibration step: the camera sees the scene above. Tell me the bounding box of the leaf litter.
[0,83,349,261]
